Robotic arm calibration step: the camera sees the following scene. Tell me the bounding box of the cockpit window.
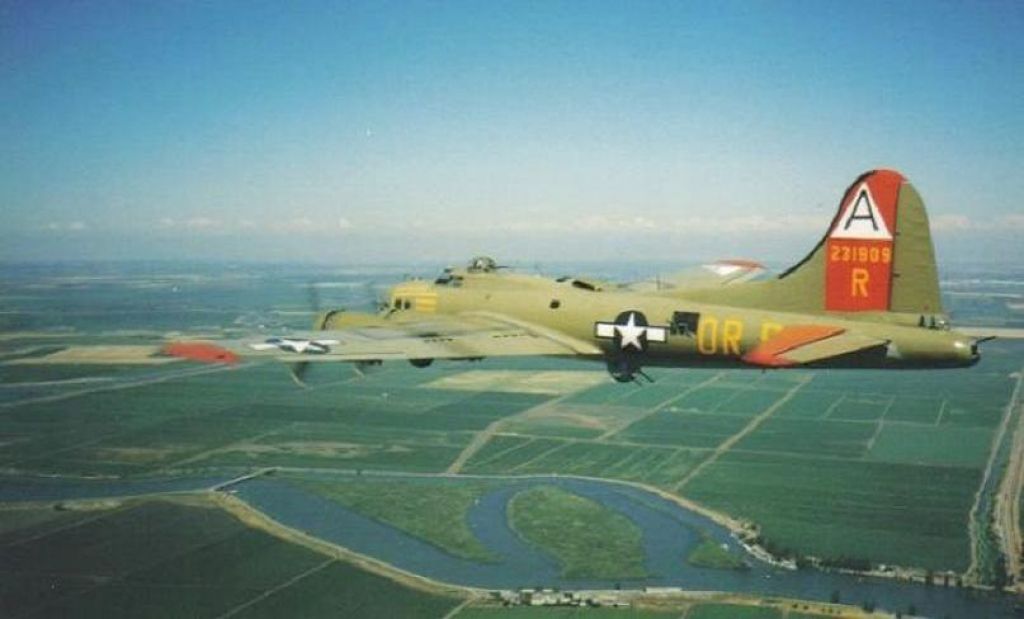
[433,274,463,287]
[555,277,602,291]
[571,279,600,291]
[671,311,700,336]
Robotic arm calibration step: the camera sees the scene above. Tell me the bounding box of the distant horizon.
[1,248,1021,272]
[3,2,1022,264]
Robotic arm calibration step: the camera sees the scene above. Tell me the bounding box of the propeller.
[289,362,310,388]
[288,280,327,389]
[365,281,389,313]
[289,278,388,386]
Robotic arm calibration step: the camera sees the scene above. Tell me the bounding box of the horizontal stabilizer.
[957,327,1024,340]
[742,325,885,367]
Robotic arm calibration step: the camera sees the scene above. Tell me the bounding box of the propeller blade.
[307,281,323,313]
[352,360,383,378]
[290,362,310,388]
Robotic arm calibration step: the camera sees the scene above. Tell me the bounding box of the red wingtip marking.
[163,342,239,364]
[742,325,845,367]
[715,259,765,269]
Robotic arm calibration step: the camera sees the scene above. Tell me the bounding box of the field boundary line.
[966,368,1023,583]
[445,390,579,474]
[212,491,480,599]
[458,436,536,471]
[1,502,133,549]
[0,363,245,410]
[599,373,724,441]
[507,441,573,473]
[443,598,474,619]
[157,424,292,473]
[820,394,845,419]
[865,397,895,451]
[674,374,812,492]
[6,427,132,470]
[215,558,336,619]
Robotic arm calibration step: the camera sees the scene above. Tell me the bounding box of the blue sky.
[2,1,1022,264]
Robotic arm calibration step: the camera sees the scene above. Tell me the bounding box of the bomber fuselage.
[382,271,977,371]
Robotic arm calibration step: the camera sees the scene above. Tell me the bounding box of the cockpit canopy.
[434,256,500,286]
[467,256,499,273]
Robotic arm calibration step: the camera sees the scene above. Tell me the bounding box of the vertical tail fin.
[697,170,944,318]
[784,169,942,314]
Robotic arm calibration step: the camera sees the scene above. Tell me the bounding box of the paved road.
[993,369,1024,587]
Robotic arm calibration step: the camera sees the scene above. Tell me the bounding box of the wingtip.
[162,341,240,364]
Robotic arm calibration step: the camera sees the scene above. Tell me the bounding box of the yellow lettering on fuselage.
[697,316,744,356]
[697,316,718,354]
[760,321,783,343]
[722,319,742,355]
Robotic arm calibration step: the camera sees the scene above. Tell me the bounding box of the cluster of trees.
[818,555,872,571]
[750,534,873,573]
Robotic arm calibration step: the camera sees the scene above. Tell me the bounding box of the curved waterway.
[232,472,1019,618]
[1,471,1018,617]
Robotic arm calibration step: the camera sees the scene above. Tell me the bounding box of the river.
[1,471,1019,617]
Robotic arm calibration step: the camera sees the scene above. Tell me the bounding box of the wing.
[625,260,767,293]
[163,311,601,365]
[741,325,887,368]
[957,327,1024,340]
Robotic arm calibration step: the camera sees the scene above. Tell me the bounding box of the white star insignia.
[615,312,646,351]
[594,312,668,352]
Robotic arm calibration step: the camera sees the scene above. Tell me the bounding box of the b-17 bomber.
[167,169,990,384]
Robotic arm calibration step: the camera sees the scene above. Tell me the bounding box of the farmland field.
[453,609,679,618]
[2,335,1020,572]
[1,261,1023,614]
[0,498,461,618]
[452,609,680,618]
[683,451,982,569]
[687,605,781,619]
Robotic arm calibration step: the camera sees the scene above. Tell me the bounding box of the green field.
[462,434,706,488]
[453,609,679,618]
[0,361,554,477]
[281,475,499,561]
[2,334,1020,574]
[0,499,461,618]
[683,450,981,570]
[687,604,781,619]
[508,485,647,580]
[2,262,1022,585]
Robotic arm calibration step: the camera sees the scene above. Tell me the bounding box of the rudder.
[779,168,943,316]
[689,169,944,319]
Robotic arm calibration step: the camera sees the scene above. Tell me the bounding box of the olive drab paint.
[166,169,984,380]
